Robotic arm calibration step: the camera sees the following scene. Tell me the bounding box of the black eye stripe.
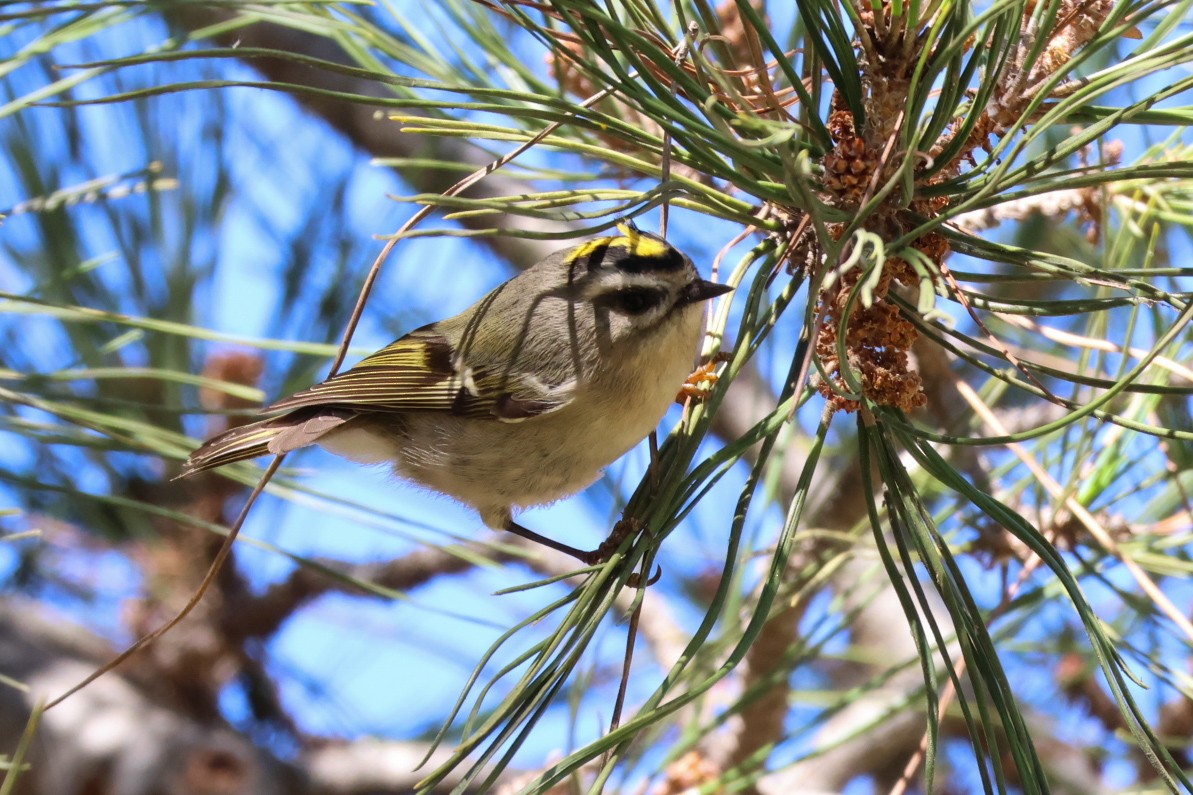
[608,287,666,315]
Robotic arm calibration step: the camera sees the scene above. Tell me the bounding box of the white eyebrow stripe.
[579,270,683,300]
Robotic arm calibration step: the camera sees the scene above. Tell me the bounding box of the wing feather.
[264,325,569,420]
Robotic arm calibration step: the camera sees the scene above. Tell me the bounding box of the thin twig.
[46,457,285,709]
[331,84,619,373]
[609,574,646,736]
[604,24,697,746]
[658,21,698,239]
[648,430,660,491]
[997,314,1193,382]
[956,379,1193,642]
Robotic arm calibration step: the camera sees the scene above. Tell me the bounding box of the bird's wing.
[265,325,572,421]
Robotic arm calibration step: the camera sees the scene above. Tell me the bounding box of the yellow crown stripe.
[613,221,671,258]
[565,227,671,265]
[565,238,611,263]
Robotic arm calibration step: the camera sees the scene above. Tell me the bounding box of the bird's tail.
[177,420,282,478]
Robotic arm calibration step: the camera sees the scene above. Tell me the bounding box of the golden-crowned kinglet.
[179,221,731,561]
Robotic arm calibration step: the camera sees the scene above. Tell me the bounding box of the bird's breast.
[391,306,705,522]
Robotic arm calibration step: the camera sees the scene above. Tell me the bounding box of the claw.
[626,564,663,589]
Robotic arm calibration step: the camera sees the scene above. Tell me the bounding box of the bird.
[179,221,731,563]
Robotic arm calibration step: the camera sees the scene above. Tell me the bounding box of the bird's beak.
[682,279,734,305]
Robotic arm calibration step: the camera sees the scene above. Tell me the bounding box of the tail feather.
[177,420,282,478]
[178,409,356,478]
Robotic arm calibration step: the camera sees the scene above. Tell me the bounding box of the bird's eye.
[611,288,664,315]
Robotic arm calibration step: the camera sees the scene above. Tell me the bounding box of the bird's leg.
[505,518,643,566]
[505,520,603,564]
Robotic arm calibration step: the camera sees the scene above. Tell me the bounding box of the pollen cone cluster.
[799,0,1113,413]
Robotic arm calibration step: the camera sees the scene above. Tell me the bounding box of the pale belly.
[392,376,678,526]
